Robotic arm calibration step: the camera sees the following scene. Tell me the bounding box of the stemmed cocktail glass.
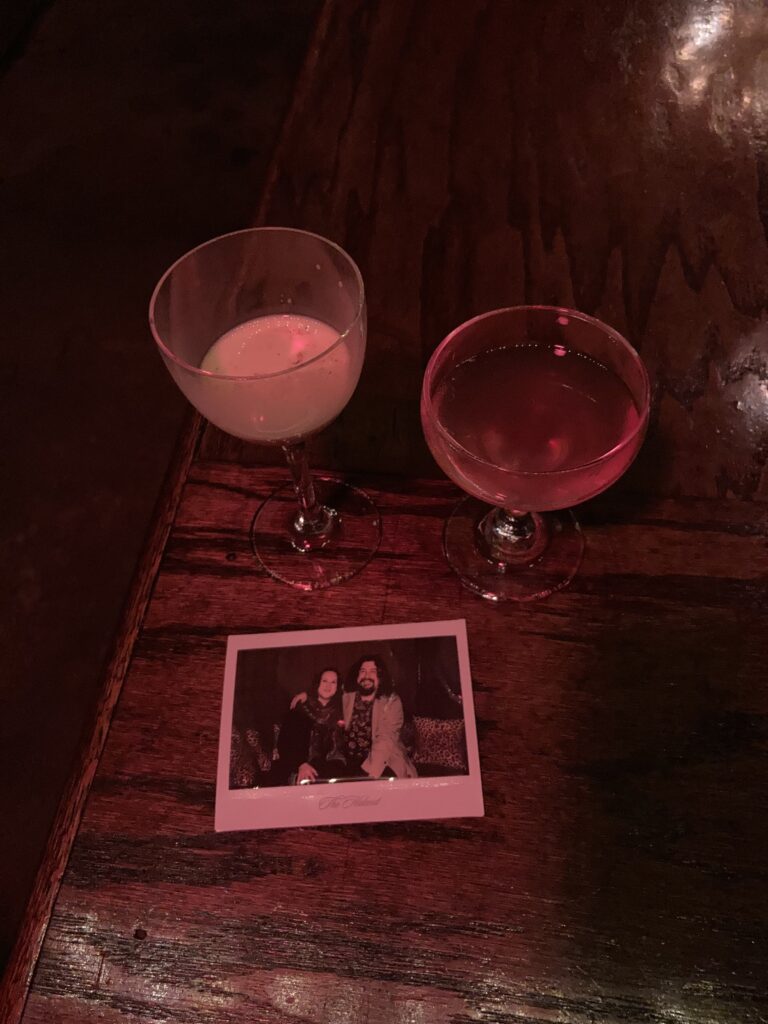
[149,227,380,591]
[421,306,650,601]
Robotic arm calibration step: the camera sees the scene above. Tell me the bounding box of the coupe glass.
[421,306,650,601]
[149,227,380,590]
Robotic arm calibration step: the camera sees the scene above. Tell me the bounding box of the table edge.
[0,411,203,1021]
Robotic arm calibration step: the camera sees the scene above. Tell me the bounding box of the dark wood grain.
[16,462,768,1024]
[202,0,768,501]
[11,1,768,1021]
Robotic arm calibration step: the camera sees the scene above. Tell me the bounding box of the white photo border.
[215,619,484,831]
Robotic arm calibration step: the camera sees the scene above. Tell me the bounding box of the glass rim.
[148,226,365,382]
[422,305,651,478]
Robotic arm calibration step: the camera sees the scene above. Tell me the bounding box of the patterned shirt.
[346,695,374,763]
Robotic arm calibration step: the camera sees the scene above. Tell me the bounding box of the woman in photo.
[276,667,346,784]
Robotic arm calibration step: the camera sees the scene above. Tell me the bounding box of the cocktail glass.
[149,227,380,591]
[421,306,650,601]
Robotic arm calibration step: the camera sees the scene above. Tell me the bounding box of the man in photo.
[343,655,417,779]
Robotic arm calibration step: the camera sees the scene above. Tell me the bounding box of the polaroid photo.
[215,619,484,831]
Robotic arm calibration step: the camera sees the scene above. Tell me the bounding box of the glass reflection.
[664,0,767,116]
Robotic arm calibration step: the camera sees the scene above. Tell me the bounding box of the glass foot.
[251,477,381,591]
[444,496,584,602]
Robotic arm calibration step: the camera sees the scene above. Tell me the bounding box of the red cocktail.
[421,307,650,601]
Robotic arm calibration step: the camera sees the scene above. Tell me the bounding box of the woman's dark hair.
[309,666,342,710]
[345,654,394,696]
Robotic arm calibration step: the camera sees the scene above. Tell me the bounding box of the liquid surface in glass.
[198,313,356,441]
[202,313,342,375]
[434,343,640,474]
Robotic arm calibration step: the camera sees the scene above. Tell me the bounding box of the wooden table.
[4,1,768,1021]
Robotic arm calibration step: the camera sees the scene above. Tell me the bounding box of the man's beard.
[358,679,376,694]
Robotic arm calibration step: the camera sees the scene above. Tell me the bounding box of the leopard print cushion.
[413,716,468,772]
[229,728,256,788]
[229,727,273,788]
[245,727,273,773]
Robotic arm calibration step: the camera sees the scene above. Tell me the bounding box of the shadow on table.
[558,615,766,1011]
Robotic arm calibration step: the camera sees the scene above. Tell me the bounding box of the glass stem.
[476,506,549,568]
[282,441,337,552]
